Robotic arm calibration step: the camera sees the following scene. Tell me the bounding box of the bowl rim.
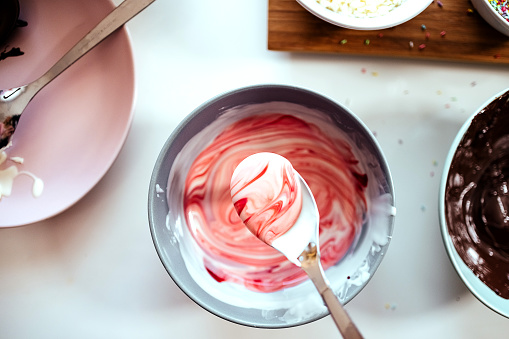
[148,83,396,328]
[296,0,433,30]
[475,0,509,24]
[439,87,509,319]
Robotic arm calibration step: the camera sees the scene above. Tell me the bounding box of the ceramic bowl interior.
[471,0,509,37]
[439,88,509,318]
[148,84,396,328]
[296,0,432,30]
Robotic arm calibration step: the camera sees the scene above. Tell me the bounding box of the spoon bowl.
[271,174,319,266]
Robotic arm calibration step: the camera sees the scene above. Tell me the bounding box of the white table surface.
[2,0,509,338]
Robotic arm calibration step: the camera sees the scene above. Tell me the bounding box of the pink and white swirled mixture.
[230,152,303,245]
[183,113,368,293]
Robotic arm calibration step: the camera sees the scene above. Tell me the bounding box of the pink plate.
[0,0,135,227]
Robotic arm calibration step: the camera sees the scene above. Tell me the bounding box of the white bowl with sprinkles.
[297,0,433,30]
[471,0,509,37]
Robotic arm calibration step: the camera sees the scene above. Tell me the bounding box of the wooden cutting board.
[268,0,509,64]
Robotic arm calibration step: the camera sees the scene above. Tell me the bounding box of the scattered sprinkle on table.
[419,43,426,50]
[340,39,348,44]
[421,24,427,30]
[384,302,398,310]
[409,41,414,48]
[364,39,370,45]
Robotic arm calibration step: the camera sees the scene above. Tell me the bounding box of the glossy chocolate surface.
[445,90,509,299]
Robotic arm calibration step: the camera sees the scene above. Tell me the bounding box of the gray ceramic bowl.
[440,88,509,318]
[148,84,396,328]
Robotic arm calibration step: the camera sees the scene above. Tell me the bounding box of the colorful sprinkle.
[409,41,414,48]
[440,30,447,37]
[467,8,474,15]
[425,32,431,39]
[384,303,398,310]
[340,39,348,44]
[364,39,371,45]
[421,24,427,30]
[361,67,367,74]
[489,0,509,22]
[419,43,426,50]
[378,33,384,38]
[437,0,444,7]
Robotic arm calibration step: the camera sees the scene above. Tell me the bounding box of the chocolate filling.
[445,90,509,299]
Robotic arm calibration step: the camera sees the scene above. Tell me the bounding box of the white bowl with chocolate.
[440,88,509,317]
[296,0,432,30]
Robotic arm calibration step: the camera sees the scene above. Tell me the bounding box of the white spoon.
[231,152,363,339]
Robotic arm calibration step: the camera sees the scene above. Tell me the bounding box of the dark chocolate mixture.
[445,90,509,299]
[0,0,26,62]
[0,46,24,61]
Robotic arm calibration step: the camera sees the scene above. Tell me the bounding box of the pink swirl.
[230,152,303,245]
[183,113,368,292]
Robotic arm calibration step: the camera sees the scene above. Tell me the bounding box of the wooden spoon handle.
[321,286,364,339]
[301,256,364,339]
